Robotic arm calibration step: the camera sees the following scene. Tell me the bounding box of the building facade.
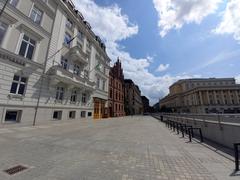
[141,96,150,113]
[0,0,110,125]
[124,79,143,115]
[160,78,240,113]
[108,58,125,117]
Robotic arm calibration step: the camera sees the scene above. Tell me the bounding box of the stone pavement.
[0,116,239,180]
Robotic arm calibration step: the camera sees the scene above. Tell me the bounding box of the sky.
[73,0,240,105]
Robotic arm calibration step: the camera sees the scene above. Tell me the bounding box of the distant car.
[143,112,150,115]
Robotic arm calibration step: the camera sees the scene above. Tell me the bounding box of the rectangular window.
[73,64,80,76]
[5,110,22,122]
[82,93,86,103]
[53,111,62,120]
[81,111,86,118]
[61,57,68,70]
[9,0,19,7]
[64,32,72,47]
[0,21,8,45]
[10,75,27,95]
[30,6,43,24]
[19,34,36,60]
[66,18,73,30]
[77,30,84,42]
[70,90,77,103]
[88,112,92,117]
[96,77,100,89]
[102,80,106,91]
[69,111,76,119]
[55,87,64,101]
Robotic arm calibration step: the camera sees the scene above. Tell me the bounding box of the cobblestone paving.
[0,116,238,180]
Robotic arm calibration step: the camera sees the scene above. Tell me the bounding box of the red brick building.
[108,59,125,117]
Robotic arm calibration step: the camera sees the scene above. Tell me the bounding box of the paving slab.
[0,116,239,180]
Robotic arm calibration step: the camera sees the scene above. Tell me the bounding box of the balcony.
[48,65,95,91]
[65,46,88,66]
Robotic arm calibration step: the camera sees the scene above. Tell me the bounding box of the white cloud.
[214,0,240,42]
[153,0,222,37]
[73,0,200,104]
[188,49,240,73]
[156,64,170,72]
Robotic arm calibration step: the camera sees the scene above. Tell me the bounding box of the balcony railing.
[48,63,95,89]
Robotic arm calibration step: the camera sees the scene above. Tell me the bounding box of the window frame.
[55,86,64,101]
[70,90,77,103]
[0,21,8,46]
[30,5,43,25]
[10,75,28,96]
[18,34,36,60]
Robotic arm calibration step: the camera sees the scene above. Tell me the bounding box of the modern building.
[108,58,125,117]
[160,78,240,113]
[141,96,150,113]
[124,79,143,115]
[0,0,110,125]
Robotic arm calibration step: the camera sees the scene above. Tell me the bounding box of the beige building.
[160,78,240,113]
[0,0,110,125]
[124,79,143,115]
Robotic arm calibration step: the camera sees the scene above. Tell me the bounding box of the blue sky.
[74,0,240,105]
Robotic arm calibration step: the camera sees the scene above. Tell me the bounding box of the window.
[0,21,8,45]
[88,112,92,117]
[64,32,72,47]
[53,111,62,120]
[66,18,73,30]
[19,35,36,60]
[96,77,100,89]
[55,87,64,101]
[69,111,76,119]
[30,6,43,24]
[9,0,19,7]
[73,64,80,76]
[82,93,86,103]
[81,111,86,118]
[77,30,84,42]
[5,110,22,122]
[70,90,77,103]
[61,57,68,70]
[102,80,106,91]
[10,75,27,95]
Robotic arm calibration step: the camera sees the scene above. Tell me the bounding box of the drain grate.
[4,165,28,175]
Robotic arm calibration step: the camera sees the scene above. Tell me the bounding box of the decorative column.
[199,91,203,105]
[213,90,217,104]
[206,91,210,105]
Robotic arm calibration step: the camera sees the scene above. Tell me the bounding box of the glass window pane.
[30,39,36,45]
[21,77,27,83]
[9,0,19,7]
[10,82,18,94]
[23,35,29,41]
[0,21,8,45]
[18,84,25,95]
[13,75,19,81]
[19,41,27,57]
[26,45,34,60]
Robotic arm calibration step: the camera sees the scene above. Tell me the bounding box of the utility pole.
[0,0,9,17]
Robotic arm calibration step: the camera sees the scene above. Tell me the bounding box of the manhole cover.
[4,165,28,175]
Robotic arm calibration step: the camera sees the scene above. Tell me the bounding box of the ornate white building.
[0,0,110,125]
[160,78,240,113]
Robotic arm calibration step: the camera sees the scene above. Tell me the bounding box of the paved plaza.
[0,116,239,180]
